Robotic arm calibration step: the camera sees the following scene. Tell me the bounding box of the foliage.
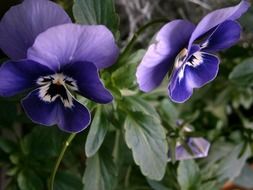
[0,0,253,190]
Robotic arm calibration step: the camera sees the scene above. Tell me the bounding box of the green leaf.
[177,160,201,190]
[124,112,167,180]
[83,149,117,190]
[147,179,171,190]
[55,172,83,190]
[72,0,119,35]
[85,106,110,157]
[234,164,253,188]
[0,138,16,154]
[112,50,145,89]
[217,143,251,181]
[159,99,179,128]
[23,127,66,158]
[229,57,253,87]
[122,95,159,119]
[17,170,43,190]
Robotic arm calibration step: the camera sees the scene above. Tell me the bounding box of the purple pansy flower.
[0,1,119,132]
[136,0,250,103]
[168,138,210,161]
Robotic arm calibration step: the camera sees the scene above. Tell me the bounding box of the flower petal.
[185,52,220,88]
[168,68,193,103]
[0,59,53,97]
[0,0,71,60]
[188,0,249,49]
[63,61,113,104]
[169,52,219,103]
[136,20,195,92]
[28,24,119,71]
[172,138,210,161]
[22,89,59,126]
[22,89,91,133]
[202,20,241,52]
[57,98,91,133]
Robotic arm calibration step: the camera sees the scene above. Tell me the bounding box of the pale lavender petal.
[0,0,71,60]
[201,20,241,52]
[174,138,210,160]
[188,0,249,49]
[63,61,113,104]
[28,24,119,71]
[0,59,53,97]
[136,20,195,92]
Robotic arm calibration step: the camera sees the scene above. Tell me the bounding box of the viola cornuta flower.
[168,138,210,161]
[0,0,71,60]
[0,24,119,133]
[136,0,250,103]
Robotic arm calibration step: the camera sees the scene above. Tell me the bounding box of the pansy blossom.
[168,137,210,161]
[136,0,250,103]
[0,0,119,133]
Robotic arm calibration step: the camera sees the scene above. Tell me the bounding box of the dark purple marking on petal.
[63,61,113,104]
[136,20,195,92]
[201,20,241,52]
[22,89,91,133]
[188,0,250,49]
[28,24,119,71]
[0,59,53,97]
[0,0,71,60]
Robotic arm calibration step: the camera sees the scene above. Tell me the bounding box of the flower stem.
[48,133,76,190]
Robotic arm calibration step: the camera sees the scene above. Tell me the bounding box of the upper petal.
[0,0,71,60]
[188,0,250,49]
[63,61,113,104]
[0,59,53,97]
[28,24,119,71]
[136,20,195,92]
[201,20,241,52]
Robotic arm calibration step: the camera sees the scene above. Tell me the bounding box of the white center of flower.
[175,49,204,81]
[37,73,78,108]
[174,48,188,69]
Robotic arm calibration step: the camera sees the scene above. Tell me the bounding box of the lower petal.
[186,52,220,88]
[57,98,91,133]
[22,89,59,126]
[22,89,91,133]
[168,69,193,103]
